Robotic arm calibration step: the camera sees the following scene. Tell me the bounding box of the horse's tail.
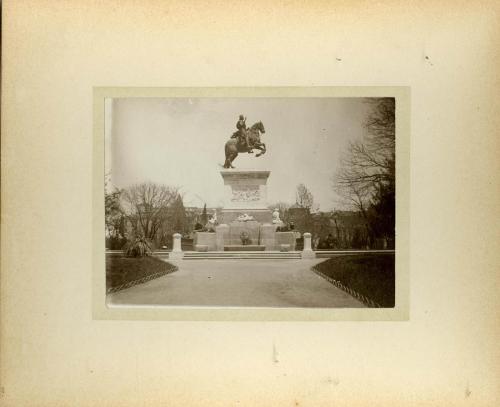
[223,139,238,168]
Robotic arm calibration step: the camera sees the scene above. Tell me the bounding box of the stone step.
[183,253,301,257]
[168,251,302,260]
[184,251,301,255]
[314,250,395,258]
[156,252,300,255]
[184,253,301,259]
[182,256,301,260]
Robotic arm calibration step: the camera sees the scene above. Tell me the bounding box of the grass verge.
[312,254,395,307]
[106,255,177,293]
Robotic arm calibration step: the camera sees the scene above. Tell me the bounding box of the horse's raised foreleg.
[255,143,266,157]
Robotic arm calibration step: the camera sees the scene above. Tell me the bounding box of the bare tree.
[334,98,394,206]
[105,175,124,239]
[122,182,180,240]
[105,188,124,237]
[333,98,395,243]
[268,201,292,223]
[295,183,315,210]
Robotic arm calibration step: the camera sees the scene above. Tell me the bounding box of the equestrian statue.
[223,115,266,168]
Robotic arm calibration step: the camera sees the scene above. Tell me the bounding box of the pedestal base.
[220,209,273,224]
[226,220,261,246]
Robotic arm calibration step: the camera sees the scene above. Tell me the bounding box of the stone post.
[301,232,316,259]
[169,233,184,259]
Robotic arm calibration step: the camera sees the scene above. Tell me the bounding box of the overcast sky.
[105,97,372,211]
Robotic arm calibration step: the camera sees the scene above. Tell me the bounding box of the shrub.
[106,236,128,250]
[122,236,153,257]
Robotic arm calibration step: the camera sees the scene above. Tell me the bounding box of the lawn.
[313,254,395,307]
[106,255,177,292]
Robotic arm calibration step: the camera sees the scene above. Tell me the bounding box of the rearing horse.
[223,121,266,168]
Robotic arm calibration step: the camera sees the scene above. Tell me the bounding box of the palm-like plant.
[123,236,153,257]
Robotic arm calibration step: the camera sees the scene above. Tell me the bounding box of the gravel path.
[107,259,365,308]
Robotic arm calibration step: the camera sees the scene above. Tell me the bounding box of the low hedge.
[106,255,177,292]
[313,254,395,307]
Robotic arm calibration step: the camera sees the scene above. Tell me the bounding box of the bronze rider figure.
[234,114,253,153]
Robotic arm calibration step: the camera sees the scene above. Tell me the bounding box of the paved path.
[107,259,365,308]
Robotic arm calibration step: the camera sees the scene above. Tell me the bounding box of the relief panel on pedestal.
[230,185,261,203]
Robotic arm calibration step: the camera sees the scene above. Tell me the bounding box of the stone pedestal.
[219,170,272,224]
[301,232,315,259]
[190,169,306,253]
[169,233,184,259]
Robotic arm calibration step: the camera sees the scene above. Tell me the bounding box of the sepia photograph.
[3,1,499,405]
[104,96,397,308]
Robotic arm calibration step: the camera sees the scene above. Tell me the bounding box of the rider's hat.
[239,114,244,120]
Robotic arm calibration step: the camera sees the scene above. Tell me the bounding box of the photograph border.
[93,86,410,321]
